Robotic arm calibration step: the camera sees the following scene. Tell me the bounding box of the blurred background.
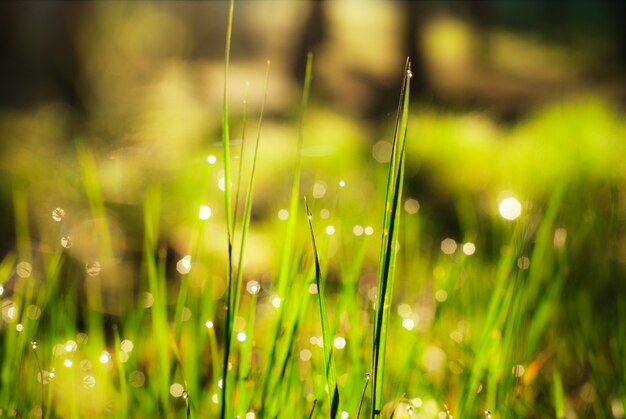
[0,0,625,253]
[1,1,626,417]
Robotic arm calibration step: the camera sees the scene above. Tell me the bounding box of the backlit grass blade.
[371,59,411,418]
[259,52,313,414]
[233,82,249,237]
[305,197,340,418]
[552,367,565,418]
[231,61,270,340]
[220,0,235,417]
[143,185,170,415]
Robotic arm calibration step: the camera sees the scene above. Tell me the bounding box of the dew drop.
[512,364,525,377]
[65,340,78,352]
[129,371,146,388]
[498,197,522,220]
[517,256,530,270]
[182,390,189,399]
[16,261,32,278]
[99,351,110,364]
[485,410,492,419]
[198,205,212,220]
[333,336,346,349]
[120,339,134,353]
[176,255,192,275]
[170,383,184,398]
[246,280,260,295]
[83,375,96,389]
[37,371,50,384]
[52,208,65,222]
[61,236,72,249]
[407,406,414,415]
[407,69,413,78]
[365,372,371,380]
[85,261,101,277]
[277,209,289,221]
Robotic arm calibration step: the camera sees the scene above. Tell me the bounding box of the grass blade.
[259,52,313,414]
[220,0,235,417]
[305,197,340,418]
[371,59,412,418]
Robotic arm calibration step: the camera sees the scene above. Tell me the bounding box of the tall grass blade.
[305,197,340,418]
[143,185,170,415]
[371,59,411,418]
[231,61,270,339]
[259,52,313,414]
[220,0,235,417]
[553,367,565,418]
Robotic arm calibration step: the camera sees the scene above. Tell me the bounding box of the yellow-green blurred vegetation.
[1,1,625,418]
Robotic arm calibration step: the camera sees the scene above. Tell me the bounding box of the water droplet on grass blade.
[512,364,525,377]
[246,280,260,295]
[485,410,492,419]
[83,375,96,389]
[61,236,72,248]
[85,261,101,276]
[517,256,530,270]
[16,261,32,278]
[52,208,65,222]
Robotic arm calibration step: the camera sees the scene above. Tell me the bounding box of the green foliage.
[1,6,625,419]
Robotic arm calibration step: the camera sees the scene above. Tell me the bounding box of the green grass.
[1,4,626,419]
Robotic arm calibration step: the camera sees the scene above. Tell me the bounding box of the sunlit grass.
[1,5,626,419]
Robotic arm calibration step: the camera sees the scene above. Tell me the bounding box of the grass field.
[1,2,626,418]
